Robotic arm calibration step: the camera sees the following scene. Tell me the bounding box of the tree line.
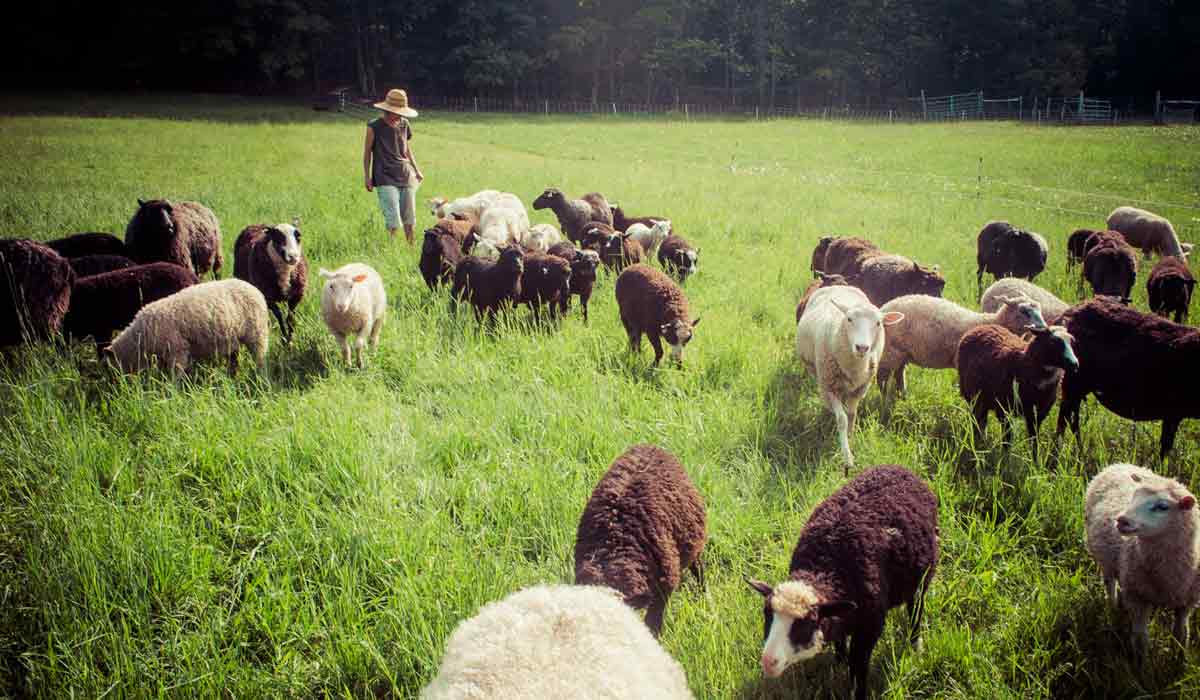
[10,0,1198,107]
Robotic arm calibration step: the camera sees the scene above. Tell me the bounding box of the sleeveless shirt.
[368,117,415,188]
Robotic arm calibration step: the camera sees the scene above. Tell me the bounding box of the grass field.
[2,93,1200,699]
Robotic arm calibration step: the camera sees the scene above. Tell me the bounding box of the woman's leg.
[376,185,401,239]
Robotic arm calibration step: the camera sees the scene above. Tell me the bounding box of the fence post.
[612,102,617,115]
[921,89,927,120]
[1155,90,1162,124]
[755,105,760,120]
[978,91,983,119]
[1018,96,1023,121]
[684,103,689,121]
[544,99,548,116]
[889,109,893,123]
[1078,91,1084,122]
[473,96,478,113]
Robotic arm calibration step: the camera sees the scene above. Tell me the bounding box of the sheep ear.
[690,315,701,328]
[744,577,773,598]
[818,600,857,617]
[319,268,335,279]
[352,274,368,284]
[660,323,671,334]
[882,311,904,325]
[932,264,940,272]
[1180,496,1196,510]
[292,216,302,228]
[1026,324,1048,334]
[830,299,851,316]
[137,198,146,206]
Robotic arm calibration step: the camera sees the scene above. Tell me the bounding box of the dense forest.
[10,0,1199,106]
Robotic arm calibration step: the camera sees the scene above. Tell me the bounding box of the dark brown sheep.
[611,204,672,234]
[45,232,128,259]
[657,234,699,283]
[852,254,945,307]
[419,218,471,290]
[975,221,1014,293]
[548,243,601,323]
[1083,236,1137,300]
[125,199,223,278]
[1066,228,1099,271]
[0,239,74,348]
[1147,256,1195,323]
[810,235,837,275]
[575,444,707,638]
[977,223,1048,295]
[450,246,525,323]
[532,188,613,242]
[796,272,848,322]
[615,263,700,366]
[68,254,136,278]
[822,236,882,277]
[233,223,307,343]
[63,262,199,356]
[517,252,572,322]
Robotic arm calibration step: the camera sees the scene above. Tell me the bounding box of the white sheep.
[796,285,903,470]
[1085,462,1200,657]
[980,278,1069,325]
[877,294,1046,396]
[429,189,502,221]
[421,584,694,700]
[319,263,386,368]
[1107,206,1192,259]
[105,278,269,377]
[476,192,530,249]
[522,223,563,253]
[625,219,672,256]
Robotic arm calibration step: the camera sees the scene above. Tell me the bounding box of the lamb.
[583,223,645,273]
[233,222,308,343]
[1107,206,1192,259]
[1056,297,1200,458]
[1066,228,1100,271]
[1083,235,1138,300]
[811,235,837,275]
[955,324,1078,454]
[625,219,672,256]
[420,584,694,700]
[68,254,136,278]
[124,199,223,278]
[476,192,531,248]
[747,465,938,700]
[574,444,707,637]
[1147,256,1195,323]
[64,262,200,356]
[796,286,903,469]
[657,234,699,283]
[1085,463,1200,657]
[876,294,1046,397]
[428,189,501,221]
[517,251,572,322]
[980,278,1070,325]
[851,254,945,307]
[615,264,700,366]
[460,230,502,260]
[531,188,613,242]
[821,237,881,278]
[522,223,563,253]
[318,263,387,368]
[419,219,471,290]
[0,239,74,348]
[977,224,1048,295]
[548,243,600,323]
[796,272,848,323]
[105,279,268,377]
[45,232,128,259]
[611,204,672,234]
[450,247,525,323]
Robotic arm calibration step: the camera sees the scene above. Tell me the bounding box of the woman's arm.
[408,142,423,182]
[363,127,375,191]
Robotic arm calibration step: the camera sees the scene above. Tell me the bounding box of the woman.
[364,89,424,244]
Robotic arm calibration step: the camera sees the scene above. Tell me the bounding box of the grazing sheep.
[105,279,268,377]
[986,226,1048,290]
[125,199,223,278]
[796,272,848,323]
[658,234,699,283]
[1107,206,1192,259]
[821,237,881,278]
[68,254,136,278]
[877,294,1046,397]
[476,192,530,248]
[584,223,645,273]
[625,219,672,256]
[747,465,938,700]
[796,286,903,469]
[1056,298,1200,458]
[1147,256,1195,323]
[611,204,672,234]
[45,232,128,259]
[1085,463,1200,657]
[419,219,472,290]
[532,188,613,242]
[980,278,1070,325]
[811,235,837,275]
[450,247,525,323]
[1083,235,1138,300]
[575,444,707,637]
[428,189,501,221]
[955,324,1078,453]
[523,223,563,253]
[420,584,694,700]
[852,254,945,307]
[517,252,572,322]
[0,239,74,348]
[548,243,600,323]
[975,221,1013,293]
[65,262,199,356]
[1067,228,1100,271]
[319,264,387,368]
[615,264,700,366]
[233,222,307,343]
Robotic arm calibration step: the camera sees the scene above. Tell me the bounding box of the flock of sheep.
[1,189,1197,698]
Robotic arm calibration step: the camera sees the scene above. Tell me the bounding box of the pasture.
[2,93,1200,698]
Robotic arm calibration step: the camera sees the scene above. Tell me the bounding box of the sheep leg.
[1160,418,1182,461]
[1129,601,1151,658]
[847,623,882,700]
[971,401,989,446]
[335,333,351,365]
[826,390,854,473]
[688,558,706,587]
[894,363,908,396]
[228,351,239,377]
[355,333,368,369]
[369,317,383,349]
[1103,575,1118,608]
[1173,608,1191,647]
[580,291,591,324]
[648,334,665,366]
[269,304,288,343]
[833,639,848,662]
[645,597,667,638]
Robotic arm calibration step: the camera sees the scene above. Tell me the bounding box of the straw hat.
[374,89,418,117]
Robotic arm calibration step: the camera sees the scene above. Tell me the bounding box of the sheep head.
[1027,325,1079,372]
[830,298,902,357]
[1116,472,1196,538]
[267,223,302,265]
[661,316,700,364]
[746,577,856,679]
[532,188,564,210]
[320,268,368,314]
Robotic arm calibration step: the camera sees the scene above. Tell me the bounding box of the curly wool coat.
[980,278,1069,325]
[0,239,74,347]
[419,219,471,290]
[233,224,308,341]
[821,237,882,278]
[451,247,524,322]
[615,264,700,366]
[1147,256,1195,323]
[125,199,223,278]
[64,262,199,354]
[657,234,699,283]
[852,254,945,307]
[45,232,128,259]
[574,444,707,637]
[1108,206,1189,258]
[68,254,137,279]
[1084,238,1138,300]
[811,235,836,275]
[547,243,600,323]
[1066,228,1099,270]
[517,252,572,321]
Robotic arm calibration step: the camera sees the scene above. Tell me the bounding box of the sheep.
[574,444,707,637]
[45,232,128,259]
[522,222,563,253]
[124,198,223,278]
[420,584,694,700]
[318,263,386,368]
[657,234,699,283]
[796,286,903,469]
[450,247,525,323]
[1085,463,1200,657]
[428,189,501,221]
[975,220,1014,293]
[548,243,600,323]
[64,262,200,356]
[1107,206,1192,259]
[517,251,572,322]
[852,254,945,307]
[810,235,837,275]
[1066,228,1100,271]
[68,254,137,278]
[460,230,502,261]
[980,278,1070,325]
[583,223,645,273]
[796,272,848,323]
[419,219,471,290]
[475,192,530,250]
[979,225,1048,294]
[955,324,1078,454]
[1147,256,1195,323]
[625,219,672,256]
[876,294,1047,397]
[0,239,74,348]
[105,279,268,377]
[531,188,613,242]
[615,263,700,366]
[233,222,308,343]
[611,204,672,234]
[746,465,938,700]
[1083,235,1138,300]
[821,237,881,278]
[1056,297,1200,459]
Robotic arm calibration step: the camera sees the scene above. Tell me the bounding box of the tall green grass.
[1,94,1199,698]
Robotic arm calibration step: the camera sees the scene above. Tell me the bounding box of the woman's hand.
[365,175,373,192]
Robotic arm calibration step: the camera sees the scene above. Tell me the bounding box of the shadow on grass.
[758,363,838,481]
[731,652,879,700]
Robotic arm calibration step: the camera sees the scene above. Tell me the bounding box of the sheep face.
[908,264,945,297]
[429,197,448,218]
[1115,475,1195,537]
[498,247,525,275]
[320,269,368,314]
[1030,326,1079,371]
[661,317,700,363]
[571,251,600,283]
[747,579,855,679]
[532,188,564,211]
[267,224,302,266]
[830,299,902,358]
[136,199,176,237]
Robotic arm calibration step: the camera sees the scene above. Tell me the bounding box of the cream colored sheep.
[1107,206,1192,259]
[980,278,1069,325]
[319,263,386,368]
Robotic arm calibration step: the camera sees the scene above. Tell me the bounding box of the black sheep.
[975,220,1014,294]
[615,264,701,366]
[1066,228,1099,271]
[234,223,308,342]
[977,223,1048,295]
[0,239,74,347]
[1057,298,1200,458]
[548,243,600,323]
[45,232,128,259]
[125,199,223,278]
[1083,237,1138,300]
[517,252,572,322]
[419,219,471,291]
[747,466,939,700]
[1147,256,1195,323]
[657,234,699,283]
[450,246,525,323]
[811,235,837,276]
[575,444,707,638]
[68,254,136,278]
[63,262,199,356]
